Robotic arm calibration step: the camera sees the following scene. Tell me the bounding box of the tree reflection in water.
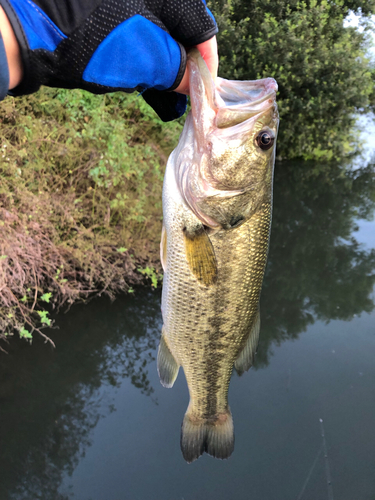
[256,159,375,368]
[0,159,374,499]
[0,290,162,500]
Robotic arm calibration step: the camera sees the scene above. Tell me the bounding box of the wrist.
[0,5,23,89]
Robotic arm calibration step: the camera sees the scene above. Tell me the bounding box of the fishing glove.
[0,0,217,121]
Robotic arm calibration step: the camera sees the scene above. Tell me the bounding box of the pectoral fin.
[184,226,218,286]
[234,308,260,376]
[157,331,179,388]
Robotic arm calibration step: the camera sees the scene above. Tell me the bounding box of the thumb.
[174,36,218,95]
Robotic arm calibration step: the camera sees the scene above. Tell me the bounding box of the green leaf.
[19,327,32,339]
[40,292,52,303]
[37,310,52,326]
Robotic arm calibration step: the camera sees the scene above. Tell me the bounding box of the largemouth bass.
[158,49,279,463]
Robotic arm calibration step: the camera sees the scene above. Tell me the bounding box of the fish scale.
[158,49,278,463]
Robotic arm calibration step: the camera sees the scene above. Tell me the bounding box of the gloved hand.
[0,0,218,121]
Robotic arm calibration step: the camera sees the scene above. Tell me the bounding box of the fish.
[158,49,279,463]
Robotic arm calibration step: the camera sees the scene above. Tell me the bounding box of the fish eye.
[256,131,275,151]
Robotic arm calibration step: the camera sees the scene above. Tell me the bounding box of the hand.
[175,36,218,95]
[0,0,218,121]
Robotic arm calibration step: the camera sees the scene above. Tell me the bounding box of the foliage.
[0,89,182,342]
[137,266,163,288]
[209,0,375,160]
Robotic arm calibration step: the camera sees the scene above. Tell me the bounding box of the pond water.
[1,155,375,500]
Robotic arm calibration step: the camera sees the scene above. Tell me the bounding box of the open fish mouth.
[188,49,278,131]
[215,77,278,129]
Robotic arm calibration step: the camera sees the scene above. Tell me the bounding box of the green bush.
[0,89,182,341]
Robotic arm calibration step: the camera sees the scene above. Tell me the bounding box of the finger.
[0,6,23,89]
[174,36,218,95]
[196,36,219,82]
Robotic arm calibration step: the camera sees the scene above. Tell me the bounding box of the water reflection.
[0,159,374,498]
[0,291,161,500]
[257,159,375,368]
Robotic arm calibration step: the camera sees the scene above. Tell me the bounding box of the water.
[0,158,375,500]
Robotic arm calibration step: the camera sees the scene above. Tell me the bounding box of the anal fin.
[157,331,179,388]
[234,308,260,376]
[184,226,217,286]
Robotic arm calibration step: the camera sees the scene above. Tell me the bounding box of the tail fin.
[180,409,234,463]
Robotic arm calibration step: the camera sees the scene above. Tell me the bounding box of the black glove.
[0,0,217,121]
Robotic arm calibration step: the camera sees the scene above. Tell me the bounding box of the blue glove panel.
[10,0,66,51]
[83,15,182,91]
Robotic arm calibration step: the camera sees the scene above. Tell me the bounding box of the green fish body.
[158,50,279,463]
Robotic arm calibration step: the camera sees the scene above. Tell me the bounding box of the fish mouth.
[215,77,278,129]
[187,49,278,130]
